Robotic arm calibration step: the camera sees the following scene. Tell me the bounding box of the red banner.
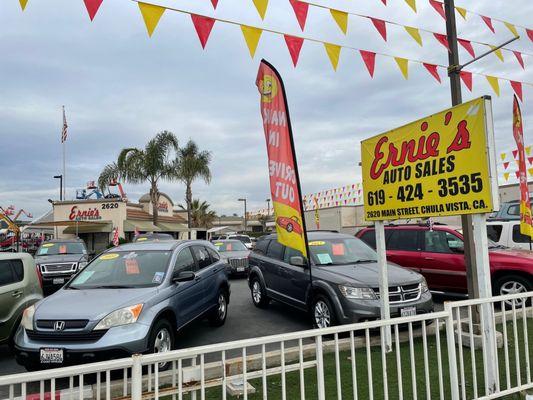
[256,60,307,257]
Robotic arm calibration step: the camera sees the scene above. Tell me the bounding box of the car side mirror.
[289,256,306,267]
[173,271,195,283]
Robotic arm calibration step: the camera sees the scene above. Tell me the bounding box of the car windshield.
[213,241,247,252]
[309,238,377,266]
[68,250,171,289]
[37,242,86,256]
[232,235,251,243]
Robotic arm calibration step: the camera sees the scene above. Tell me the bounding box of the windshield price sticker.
[361,98,496,221]
[100,253,119,260]
[42,243,55,248]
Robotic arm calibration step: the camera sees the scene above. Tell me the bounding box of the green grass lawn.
[162,318,532,400]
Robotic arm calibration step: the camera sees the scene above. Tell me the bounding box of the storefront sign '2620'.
[361,97,496,221]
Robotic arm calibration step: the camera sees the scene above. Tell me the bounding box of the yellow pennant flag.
[486,75,500,96]
[504,22,518,37]
[456,7,467,20]
[490,46,504,62]
[404,26,423,46]
[504,172,510,181]
[526,146,532,155]
[252,0,269,20]
[394,57,409,79]
[330,9,348,34]
[324,43,341,71]
[501,153,507,161]
[241,25,263,58]
[529,168,533,177]
[138,2,165,37]
[19,0,28,10]
[404,0,416,12]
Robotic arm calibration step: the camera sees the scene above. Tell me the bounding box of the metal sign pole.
[375,220,391,351]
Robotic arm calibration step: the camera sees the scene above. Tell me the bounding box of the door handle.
[195,276,202,282]
[424,257,435,261]
[11,291,23,298]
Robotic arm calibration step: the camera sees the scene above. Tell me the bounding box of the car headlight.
[420,279,429,293]
[339,285,377,300]
[77,261,88,270]
[21,305,35,331]
[94,304,143,330]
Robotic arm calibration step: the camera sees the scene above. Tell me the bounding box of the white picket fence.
[0,291,531,400]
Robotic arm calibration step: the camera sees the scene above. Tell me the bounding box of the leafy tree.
[179,199,216,228]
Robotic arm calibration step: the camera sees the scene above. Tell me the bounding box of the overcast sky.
[0,0,531,219]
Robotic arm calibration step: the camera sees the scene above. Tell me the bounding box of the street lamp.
[238,198,247,233]
[266,198,271,216]
[53,175,63,201]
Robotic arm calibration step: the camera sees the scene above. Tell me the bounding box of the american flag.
[61,106,68,143]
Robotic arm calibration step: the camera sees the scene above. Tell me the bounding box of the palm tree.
[179,199,217,228]
[174,140,212,236]
[98,131,179,225]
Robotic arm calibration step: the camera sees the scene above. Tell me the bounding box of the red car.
[276,216,303,235]
[356,224,533,297]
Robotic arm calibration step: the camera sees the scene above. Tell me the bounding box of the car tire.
[209,290,228,327]
[250,277,270,308]
[148,319,175,371]
[312,295,337,329]
[494,274,532,308]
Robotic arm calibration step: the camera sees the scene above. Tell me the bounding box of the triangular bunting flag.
[211,0,218,9]
[394,57,409,79]
[404,0,416,12]
[330,9,348,34]
[404,26,423,46]
[460,71,473,91]
[241,25,262,58]
[289,0,309,31]
[485,75,500,96]
[138,2,165,37]
[456,7,467,19]
[528,156,533,165]
[504,22,518,37]
[381,0,387,5]
[529,168,533,177]
[512,150,519,159]
[19,0,28,10]
[501,153,507,161]
[324,43,341,71]
[490,46,504,62]
[515,171,520,179]
[284,35,304,67]
[191,14,216,49]
[458,39,475,58]
[503,172,510,181]
[83,0,103,21]
[370,18,387,41]
[513,51,524,69]
[526,146,532,156]
[433,33,450,51]
[252,0,269,20]
[503,162,510,170]
[528,29,533,42]
[423,63,441,83]
[510,81,523,102]
[429,0,446,20]
[481,16,495,33]
[359,50,376,77]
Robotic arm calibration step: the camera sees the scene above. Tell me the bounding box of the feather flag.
[460,70,473,91]
[138,2,165,37]
[511,81,523,102]
[394,57,409,79]
[330,9,348,34]
[458,39,475,58]
[429,0,446,20]
[370,18,387,41]
[324,43,341,70]
[513,51,525,69]
[191,14,216,49]
[289,0,309,31]
[284,35,304,66]
[404,0,416,12]
[404,26,423,46]
[83,0,103,21]
[359,50,376,77]
[241,25,262,57]
[423,63,441,83]
[485,75,500,96]
[481,15,495,33]
[252,0,269,20]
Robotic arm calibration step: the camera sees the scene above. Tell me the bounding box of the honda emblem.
[54,321,65,331]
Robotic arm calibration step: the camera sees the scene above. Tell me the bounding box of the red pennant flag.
[423,63,441,83]
[528,157,533,165]
[433,33,450,51]
[460,70,472,91]
[190,14,215,49]
[481,16,495,33]
[211,0,218,9]
[381,0,387,4]
[359,50,376,77]
[458,39,475,58]
[513,150,519,159]
[289,0,309,31]
[512,51,525,69]
[370,18,387,41]
[284,35,304,66]
[515,171,520,179]
[503,162,510,170]
[510,81,523,102]
[527,29,533,42]
[83,0,103,21]
[429,0,446,19]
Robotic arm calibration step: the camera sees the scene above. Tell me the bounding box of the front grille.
[229,258,248,268]
[374,283,421,304]
[27,330,107,342]
[36,320,89,330]
[41,263,77,274]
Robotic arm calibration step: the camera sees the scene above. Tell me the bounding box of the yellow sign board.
[361,97,497,221]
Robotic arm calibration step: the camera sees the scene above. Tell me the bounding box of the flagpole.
[62,106,66,201]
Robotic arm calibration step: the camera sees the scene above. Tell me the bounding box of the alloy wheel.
[252,281,262,304]
[500,280,528,307]
[217,293,227,320]
[154,328,171,369]
[314,300,331,329]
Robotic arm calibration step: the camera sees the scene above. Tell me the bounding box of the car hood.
[490,247,533,262]
[35,254,87,263]
[317,262,422,287]
[34,287,156,322]
[221,251,250,259]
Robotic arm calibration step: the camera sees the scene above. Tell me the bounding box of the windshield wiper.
[90,285,136,289]
[353,259,378,264]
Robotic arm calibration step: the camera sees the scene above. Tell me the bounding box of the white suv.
[487,220,533,250]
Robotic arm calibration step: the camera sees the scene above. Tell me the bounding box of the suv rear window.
[487,225,503,242]
[512,225,531,243]
[254,239,270,254]
[0,259,24,287]
[387,230,419,251]
[266,240,284,260]
[359,230,376,249]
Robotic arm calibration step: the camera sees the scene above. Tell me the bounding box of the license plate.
[40,348,63,364]
[237,267,245,272]
[401,307,417,317]
[53,278,65,285]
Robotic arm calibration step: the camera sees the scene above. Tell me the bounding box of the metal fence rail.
[0,291,531,400]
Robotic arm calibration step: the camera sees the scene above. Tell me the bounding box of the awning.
[156,222,189,232]
[63,222,113,234]
[124,220,161,232]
